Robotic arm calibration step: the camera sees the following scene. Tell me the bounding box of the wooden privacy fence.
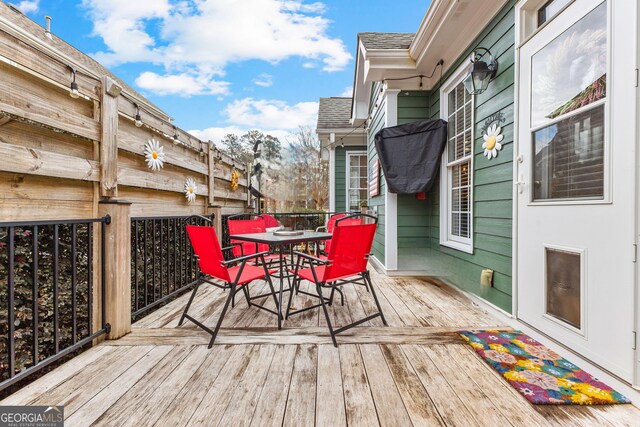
[0,0,252,372]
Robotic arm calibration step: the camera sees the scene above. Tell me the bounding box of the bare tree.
[287,127,328,210]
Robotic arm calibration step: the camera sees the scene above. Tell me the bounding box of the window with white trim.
[440,68,474,252]
[346,151,368,211]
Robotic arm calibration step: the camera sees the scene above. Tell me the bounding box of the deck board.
[2,267,639,426]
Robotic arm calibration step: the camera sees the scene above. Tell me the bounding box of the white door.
[516,0,637,381]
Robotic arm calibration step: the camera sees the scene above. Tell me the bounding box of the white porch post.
[329,141,336,213]
[384,89,400,270]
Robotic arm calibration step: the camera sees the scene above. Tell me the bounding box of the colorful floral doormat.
[459,330,630,405]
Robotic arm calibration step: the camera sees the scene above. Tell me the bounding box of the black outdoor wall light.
[463,47,498,95]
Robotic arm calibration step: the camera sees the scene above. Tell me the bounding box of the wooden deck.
[2,268,639,426]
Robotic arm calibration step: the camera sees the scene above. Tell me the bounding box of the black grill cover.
[374,119,447,194]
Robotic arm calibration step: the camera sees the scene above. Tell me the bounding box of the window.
[537,0,572,26]
[440,67,474,253]
[346,152,367,211]
[530,2,607,201]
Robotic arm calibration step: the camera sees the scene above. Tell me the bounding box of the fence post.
[98,199,132,339]
[207,205,223,243]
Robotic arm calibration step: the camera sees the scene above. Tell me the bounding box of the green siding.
[397,91,432,249]
[394,1,516,313]
[368,81,386,265]
[334,146,366,213]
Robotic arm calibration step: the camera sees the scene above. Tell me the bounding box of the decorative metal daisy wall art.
[143,138,165,170]
[480,112,506,160]
[184,178,197,203]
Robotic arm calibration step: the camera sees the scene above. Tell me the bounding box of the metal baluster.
[88,223,93,337]
[71,223,77,345]
[173,219,177,293]
[53,224,59,354]
[152,219,156,303]
[32,225,39,367]
[101,220,107,331]
[7,227,15,378]
[143,220,148,307]
[133,221,138,313]
[160,218,164,298]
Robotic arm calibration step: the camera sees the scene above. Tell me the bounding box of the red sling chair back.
[227,215,269,257]
[322,222,376,282]
[259,214,280,228]
[323,213,361,254]
[186,225,231,282]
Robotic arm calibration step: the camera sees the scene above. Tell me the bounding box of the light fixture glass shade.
[69,81,80,99]
[134,113,143,127]
[463,50,498,95]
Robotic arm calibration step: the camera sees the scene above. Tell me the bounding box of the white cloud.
[253,73,274,88]
[224,98,318,130]
[15,0,39,13]
[340,86,353,97]
[190,126,292,145]
[135,71,229,96]
[189,97,318,144]
[82,0,351,95]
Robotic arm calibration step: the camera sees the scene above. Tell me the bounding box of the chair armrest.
[315,226,328,233]
[222,251,270,266]
[293,251,330,265]
[221,242,242,253]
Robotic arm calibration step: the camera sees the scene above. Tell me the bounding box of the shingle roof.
[358,32,415,50]
[317,97,354,130]
[0,1,169,120]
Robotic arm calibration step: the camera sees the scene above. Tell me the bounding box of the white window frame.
[439,62,474,254]
[345,150,367,212]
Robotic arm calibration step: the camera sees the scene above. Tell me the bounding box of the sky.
[11,0,430,144]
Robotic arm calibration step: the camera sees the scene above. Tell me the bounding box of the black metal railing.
[0,217,111,392]
[221,212,338,250]
[130,214,213,320]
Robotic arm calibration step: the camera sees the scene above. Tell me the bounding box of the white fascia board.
[352,41,370,121]
[410,0,509,83]
[364,49,416,82]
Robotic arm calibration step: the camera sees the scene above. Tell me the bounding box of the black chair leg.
[209,285,236,348]
[365,271,387,326]
[178,282,201,326]
[285,277,299,319]
[265,275,281,320]
[317,283,337,347]
[242,285,252,307]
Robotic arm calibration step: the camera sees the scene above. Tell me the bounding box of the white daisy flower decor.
[184,178,197,203]
[143,139,165,171]
[482,124,504,160]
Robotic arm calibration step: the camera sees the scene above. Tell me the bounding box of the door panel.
[516,0,636,381]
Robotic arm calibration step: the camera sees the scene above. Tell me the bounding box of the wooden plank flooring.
[2,268,639,426]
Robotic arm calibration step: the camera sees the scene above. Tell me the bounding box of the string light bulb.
[69,67,79,99]
[340,139,344,148]
[199,142,205,157]
[173,127,180,145]
[134,103,143,127]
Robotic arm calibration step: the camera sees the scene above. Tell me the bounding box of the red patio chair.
[180,225,280,347]
[227,214,280,266]
[288,213,387,346]
[315,212,361,256]
[260,214,281,229]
